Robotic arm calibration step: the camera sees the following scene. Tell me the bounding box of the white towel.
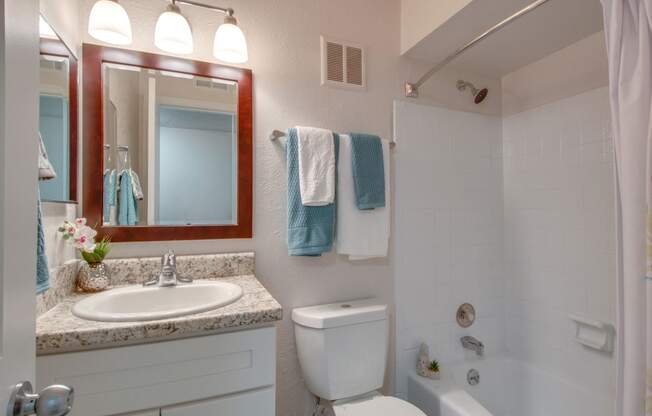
[129,169,144,200]
[296,126,336,206]
[38,133,57,180]
[337,135,390,260]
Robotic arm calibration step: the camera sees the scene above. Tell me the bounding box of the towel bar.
[270,129,396,149]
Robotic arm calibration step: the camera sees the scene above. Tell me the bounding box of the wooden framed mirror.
[39,26,78,203]
[82,44,252,242]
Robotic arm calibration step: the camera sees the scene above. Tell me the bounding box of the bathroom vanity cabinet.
[36,326,276,416]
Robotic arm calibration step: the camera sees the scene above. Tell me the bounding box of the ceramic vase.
[77,262,111,292]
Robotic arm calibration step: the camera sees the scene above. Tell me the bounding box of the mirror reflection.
[102,64,238,227]
[39,46,71,201]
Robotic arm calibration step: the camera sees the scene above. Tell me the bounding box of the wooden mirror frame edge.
[82,43,253,242]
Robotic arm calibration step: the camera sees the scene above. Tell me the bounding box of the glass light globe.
[155,6,193,55]
[88,0,132,45]
[213,21,248,64]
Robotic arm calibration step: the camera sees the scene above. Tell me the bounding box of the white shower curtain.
[601,0,652,414]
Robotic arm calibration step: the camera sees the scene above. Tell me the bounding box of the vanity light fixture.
[88,0,133,45]
[213,9,248,63]
[158,0,248,63]
[155,1,194,54]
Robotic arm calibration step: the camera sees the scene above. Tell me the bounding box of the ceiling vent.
[321,36,365,90]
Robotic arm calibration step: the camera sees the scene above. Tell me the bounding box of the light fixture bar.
[173,0,233,15]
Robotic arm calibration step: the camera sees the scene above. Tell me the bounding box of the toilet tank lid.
[292,299,387,329]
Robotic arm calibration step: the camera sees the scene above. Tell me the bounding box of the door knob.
[7,381,73,416]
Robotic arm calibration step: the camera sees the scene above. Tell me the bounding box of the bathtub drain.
[467,368,480,386]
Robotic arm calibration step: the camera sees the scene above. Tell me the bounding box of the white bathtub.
[407,357,614,416]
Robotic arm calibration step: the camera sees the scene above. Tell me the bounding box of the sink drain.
[467,368,480,386]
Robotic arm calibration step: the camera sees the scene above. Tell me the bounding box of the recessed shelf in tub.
[569,314,615,353]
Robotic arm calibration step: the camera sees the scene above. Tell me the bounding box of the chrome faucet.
[143,250,193,287]
[460,335,484,356]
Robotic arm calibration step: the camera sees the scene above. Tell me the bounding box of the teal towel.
[349,133,385,210]
[118,170,138,226]
[287,128,339,256]
[36,190,50,294]
[103,169,117,223]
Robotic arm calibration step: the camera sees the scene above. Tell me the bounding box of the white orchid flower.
[73,225,97,253]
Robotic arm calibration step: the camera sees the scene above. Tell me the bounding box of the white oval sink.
[72,280,243,322]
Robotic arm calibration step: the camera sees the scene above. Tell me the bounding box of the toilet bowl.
[332,392,426,416]
[292,299,426,416]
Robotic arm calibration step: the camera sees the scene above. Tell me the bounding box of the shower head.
[457,80,488,104]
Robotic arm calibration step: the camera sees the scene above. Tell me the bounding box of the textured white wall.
[41,202,77,269]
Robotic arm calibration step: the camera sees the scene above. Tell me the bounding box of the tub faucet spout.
[460,335,484,356]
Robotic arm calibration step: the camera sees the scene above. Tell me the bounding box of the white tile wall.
[393,87,616,408]
[393,100,505,397]
[503,87,616,401]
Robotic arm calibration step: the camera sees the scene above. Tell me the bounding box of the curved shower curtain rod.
[404,0,553,98]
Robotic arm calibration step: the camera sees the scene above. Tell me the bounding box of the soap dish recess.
[569,314,615,353]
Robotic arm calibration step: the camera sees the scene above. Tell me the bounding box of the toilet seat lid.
[332,393,426,416]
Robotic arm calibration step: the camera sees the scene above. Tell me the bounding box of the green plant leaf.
[428,360,439,372]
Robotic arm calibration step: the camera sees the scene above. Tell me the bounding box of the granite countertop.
[36,274,282,355]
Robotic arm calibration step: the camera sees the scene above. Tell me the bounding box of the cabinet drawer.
[162,387,275,416]
[37,327,276,416]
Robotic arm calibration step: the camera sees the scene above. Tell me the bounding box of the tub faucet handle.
[460,335,484,356]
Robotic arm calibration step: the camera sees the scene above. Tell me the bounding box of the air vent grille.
[195,79,229,90]
[346,46,363,86]
[321,36,365,90]
[326,42,344,83]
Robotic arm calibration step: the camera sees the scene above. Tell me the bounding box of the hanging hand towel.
[349,133,385,210]
[287,128,339,256]
[296,126,336,206]
[129,169,144,200]
[36,190,50,294]
[103,169,117,224]
[118,170,138,226]
[36,132,54,293]
[337,135,390,260]
[38,132,57,180]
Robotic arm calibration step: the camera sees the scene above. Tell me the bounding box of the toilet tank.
[292,299,388,401]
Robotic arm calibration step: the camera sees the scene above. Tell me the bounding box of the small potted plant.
[416,343,441,379]
[59,218,111,292]
[426,360,441,380]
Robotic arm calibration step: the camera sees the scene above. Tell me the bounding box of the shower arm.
[404,0,553,98]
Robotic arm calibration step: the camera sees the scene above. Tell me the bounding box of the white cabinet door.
[161,387,275,416]
[38,326,276,416]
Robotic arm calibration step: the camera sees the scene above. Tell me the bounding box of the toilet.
[292,299,427,416]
